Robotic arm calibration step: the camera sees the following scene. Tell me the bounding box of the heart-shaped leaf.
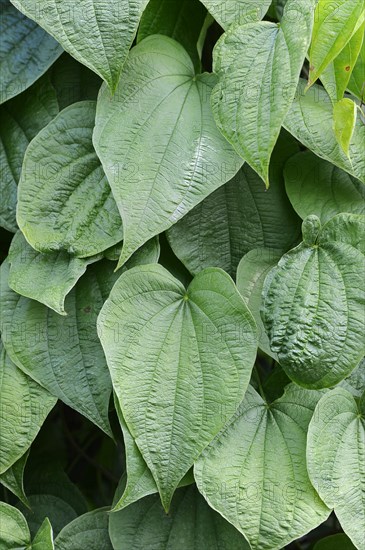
[55,508,112,550]
[17,100,123,258]
[262,213,365,388]
[98,264,257,510]
[32,518,54,550]
[307,388,365,549]
[93,35,242,267]
[201,0,271,29]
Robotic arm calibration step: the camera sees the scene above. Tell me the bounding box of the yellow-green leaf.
[333,98,357,157]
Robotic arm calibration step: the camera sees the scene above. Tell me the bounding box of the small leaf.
[0,451,29,506]
[307,0,365,88]
[195,384,330,550]
[10,0,148,91]
[0,0,62,104]
[0,502,31,549]
[262,213,365,388]
[201,0,271,29]
[211,0,315,185]
[307,388,365,549]
[284,150,365,223]
[17,100,123,258]
[109,485,250,550]
[98,264,257,510]
[55,508,112,550]
[32,518,54,550]
[284,79,365,182]
[333,98,357,157]
[93,35,242,267]
[0,341,56,475]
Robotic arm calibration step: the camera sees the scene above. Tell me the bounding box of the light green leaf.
[17,100,123,258]
[341,357,365,397]
[348,34,365,100]
[321,23,365,102]
[307,0,365,88]
[211,0,315,185]
[333,98,357,157]
[55,508,112,550]
[307,388,365,549]
[93,35,242,267]
[201,0,271,29]
[8,231,99,315]
[167,130,301,277]
[32,518,54,550]
[284,79,365,182]
[113,396,194,512]
[262,213,365,388]
[0,259,118,436]
[0,502,30,549]
[98,264,257,510]
[195,384,330,550]
[0,75,58,233]
[0,451,29,506]
[236,248,282,359]
[314,534,357,550]
[0,0,62,104]
[137,0,207,71]
[0,341,56,475]
[284,150,365,223]
[103,236,160,265]
[10,0,148,91]
[109,484,250,550]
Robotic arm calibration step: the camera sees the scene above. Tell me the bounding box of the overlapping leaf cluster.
[0,0,364,549]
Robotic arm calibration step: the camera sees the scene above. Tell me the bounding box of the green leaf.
[0,75,58,233]
[348,34,365,100]
[17,100,123,258]
[0,0,62,104]
[0,341,56,475]
[195,384,330,550]
[93,35,242,267]
[321,23,365,102]
[333,98,357,157]
[113,396,194,512]
[201,0,271,29]
[236,248,282,359]
[284,150,365,223]
[167,130,301,277]
[8,231,99,315]
[55,508,112,550]
[109,484,250,550]
[10,0,148,91]
[98,264,257,510]
[262,213,365,388]
[284,79,365,182]
[0,502,31,549]
[0,451,29,506]
[307,0,365,88]
[137,0,207,71]
[307,388,365,549]
[313,533,357,550]
[0,259,118,436]
[341,357,365,397]
[211,0,315,185]
[103,236,160,265]
[32,518,54,550]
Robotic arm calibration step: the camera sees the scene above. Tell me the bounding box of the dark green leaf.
[55,508,112,550]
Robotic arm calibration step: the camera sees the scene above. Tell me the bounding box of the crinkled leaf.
[98,264,257,510]
[8,231,99,315]
[167,130,301,277]
[307,0,365,88]
[0,502,30,549]
[0,341,56,475]
[54,508,112,550]
[0,259,118,436]
[284,79,365,182]
[201,0,271,29]
[0,0,62,104]
[348,35,365,100]
[341,357,365,397]
[93,35,242,267]
[0,75,58,233]
[284,150,365,223]
[32,518,54,550]
[0,451,29,506]
[262,213,365,388]
[333,98,357,157]
[307,388,365,549]
[211,0,315,185]
[17,100,123,258]
[10,0,148,91]
[313,534,357,550]
[109,484,250,550]
[137,0,207,71]
[236,248,282,359]
[195,384,330,550]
